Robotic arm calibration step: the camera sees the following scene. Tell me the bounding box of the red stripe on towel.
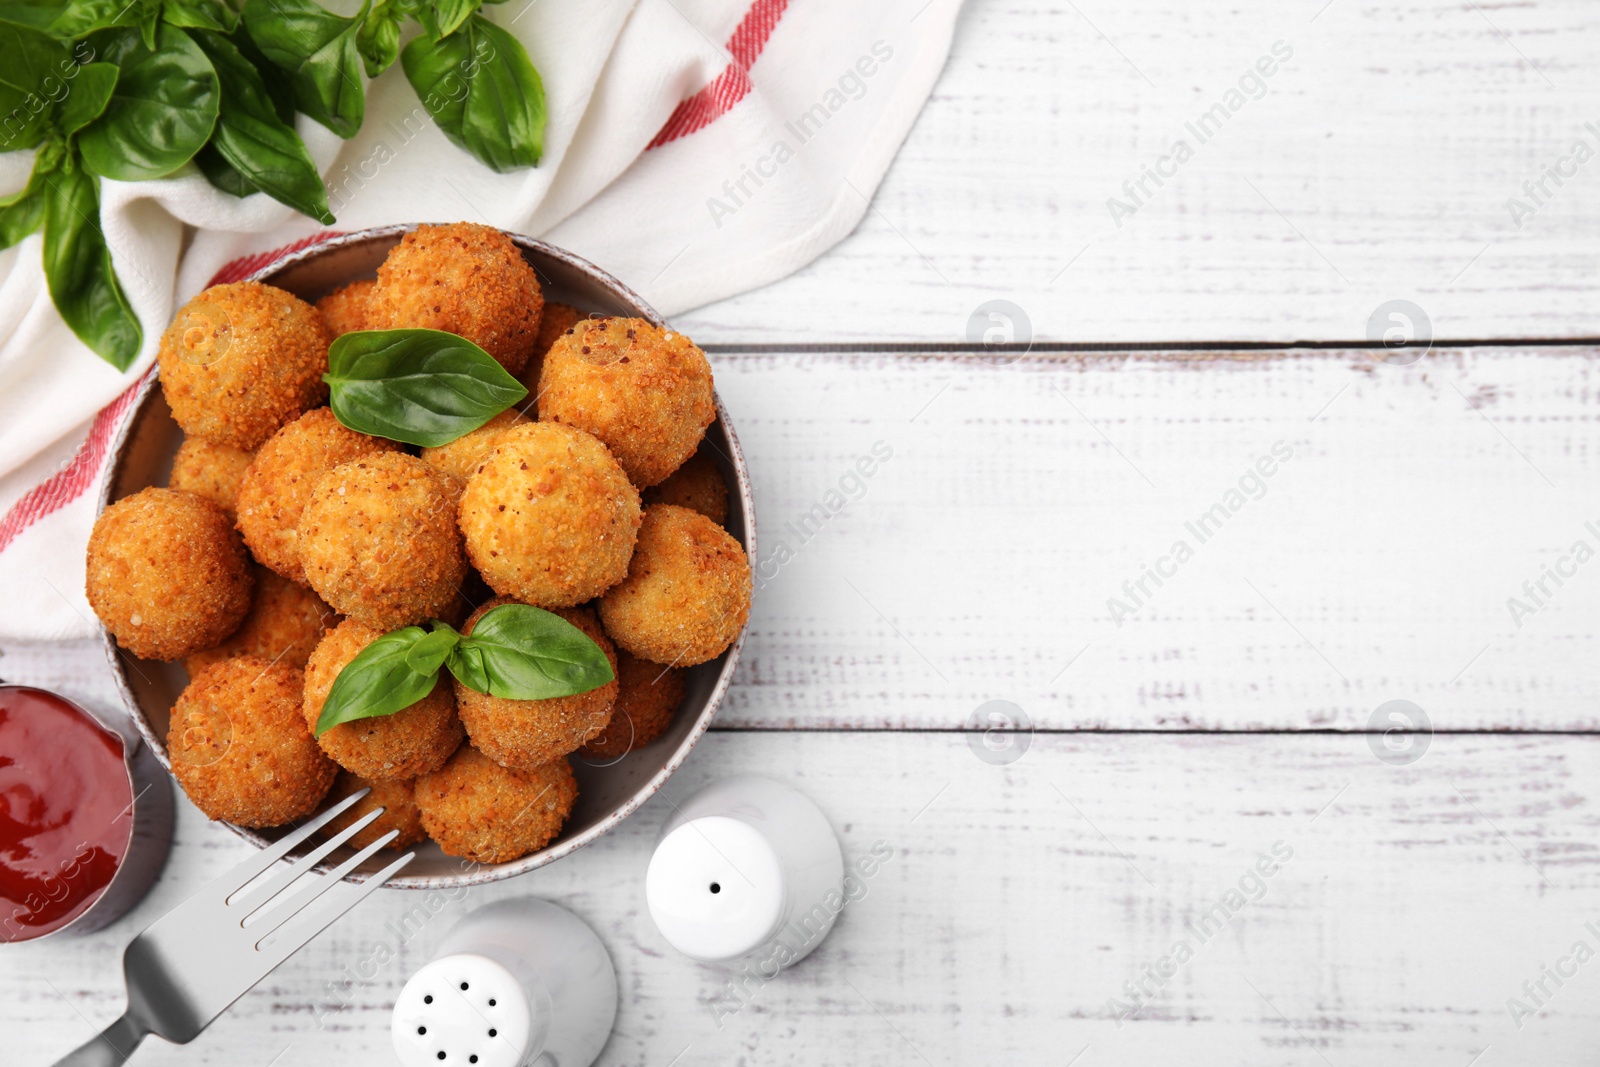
[648,0,791,149]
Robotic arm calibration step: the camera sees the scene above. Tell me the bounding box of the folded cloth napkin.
[0,0,962,643]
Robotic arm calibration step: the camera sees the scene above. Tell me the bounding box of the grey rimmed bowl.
[97,225,755,890]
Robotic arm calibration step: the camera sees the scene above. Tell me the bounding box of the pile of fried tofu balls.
[86,223,752,865]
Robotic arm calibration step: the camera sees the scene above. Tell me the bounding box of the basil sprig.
[240,0,548,171]
[324,328,528,447]
[315,605,615,736]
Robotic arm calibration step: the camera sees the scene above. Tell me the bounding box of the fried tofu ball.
[302,618,464,779]
[168,436,253,520]
[415,746,577,864]
[454,599,618,773]
[419,408,529,485]
[599,505,751,667]
[320,771,426,850]
[316,279,374,338]
[366,223,542,376]
[580,651,685,760]
[299,453,467,630]
[185,567,335,676]
[235,408,400,584]
[158,281,330,449]
[519,302,585,399]
[87,488,253,661]
[537,317,715,487]
[643,450,729,525]
[459,422,641,607]
[167,657,337,827]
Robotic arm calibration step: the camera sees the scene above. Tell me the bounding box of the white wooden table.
[9,1,1600,1063]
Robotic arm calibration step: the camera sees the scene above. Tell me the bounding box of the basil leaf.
[77,25,219,181]
[242,0,367,139]
[57,62,118,136]
[405,625,461,677]
[41,164,141,369]
[162,0,237,33]
[231,24,296,122]
[194,142,258,196]
[417,0,479,41]
[0,4,64,32]
[0,24,70,151]
[315,625,440,735]
[192,29,334,223]
[356,2,402,78]
[402,13,544,173]
[452,604,614,701]
[0,166,45,248]
[324,328,528,447]
[446,641,489,694]
[45,0,147,39]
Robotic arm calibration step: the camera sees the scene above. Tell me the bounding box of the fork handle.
[52,1013,149,1067]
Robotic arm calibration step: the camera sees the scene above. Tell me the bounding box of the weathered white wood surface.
[8,727,1600,1067]
[714,344,1598,731]
[678,0,1600,345]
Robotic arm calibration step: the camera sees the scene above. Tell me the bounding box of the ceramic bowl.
[97,225,754,889]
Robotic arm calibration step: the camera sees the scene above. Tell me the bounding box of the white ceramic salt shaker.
[392,898,617,1067]
[646,776,844,967]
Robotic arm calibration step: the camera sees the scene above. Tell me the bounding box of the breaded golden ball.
[158,281,330,449]
[316,279,374,338]
[167,657,337,827]
[643,450,729,525]
[455,599,617,772]
[580,651,685,759]
[599,505,751,666]
[299,453,467,630]
[519,302,585,398]
[168,436,253,520]
[415,746,577,864]
[87,488,253,661]
[419,407,529,485]
[302,618,463,779]
[366,223,542,376]
[459,422,640,607]
[235,408,400,584]
[185,567,335,676]
[320,771,426,850]
[537,317,715,487]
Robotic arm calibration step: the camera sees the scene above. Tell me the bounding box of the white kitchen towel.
[0,0,963,642]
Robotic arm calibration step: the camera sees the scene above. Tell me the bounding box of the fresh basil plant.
[0,0,546,370]
[324,327,528,447]
[316,604,615,735]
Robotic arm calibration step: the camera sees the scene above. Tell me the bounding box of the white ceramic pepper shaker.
[646,776,844,967]
[392,898,617,1067]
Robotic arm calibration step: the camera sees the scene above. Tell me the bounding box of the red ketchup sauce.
[0,688,133,941]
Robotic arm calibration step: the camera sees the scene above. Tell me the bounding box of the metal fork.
[51,790,414,1066]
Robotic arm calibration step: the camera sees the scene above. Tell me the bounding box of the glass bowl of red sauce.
[0,686,173,942]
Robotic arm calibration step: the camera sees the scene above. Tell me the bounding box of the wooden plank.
[676,0,1600,344]
[7,731,1600,1065]
[7,343,1600,731]
[708,344,1600,731]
